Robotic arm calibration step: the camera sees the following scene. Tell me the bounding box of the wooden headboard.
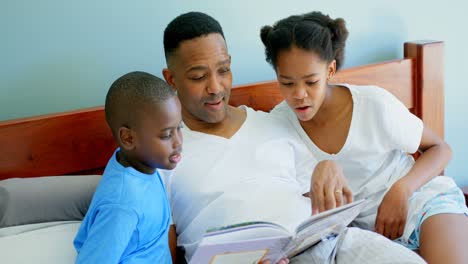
[0,40,444,180]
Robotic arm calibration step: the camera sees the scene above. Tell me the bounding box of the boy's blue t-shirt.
[73,149,172,264]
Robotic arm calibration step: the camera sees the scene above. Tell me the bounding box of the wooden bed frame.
[3,40,466,203]
[0,40,451,184]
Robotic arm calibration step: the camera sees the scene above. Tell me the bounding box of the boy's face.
[130,96,183,172]
[163,33,232,124]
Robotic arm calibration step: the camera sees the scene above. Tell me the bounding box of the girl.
[261,11,468,263]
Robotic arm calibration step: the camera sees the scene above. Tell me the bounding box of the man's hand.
[310,160,353,215]
[375,180,411,240]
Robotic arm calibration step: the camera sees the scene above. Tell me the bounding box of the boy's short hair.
[104,71,175,137]
[163,11,225,64]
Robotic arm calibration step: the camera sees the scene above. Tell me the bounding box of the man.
[161,11,425,264]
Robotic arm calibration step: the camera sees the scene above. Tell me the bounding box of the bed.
[0,40,460,263]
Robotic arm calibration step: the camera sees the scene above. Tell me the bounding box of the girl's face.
[275,46,335,122]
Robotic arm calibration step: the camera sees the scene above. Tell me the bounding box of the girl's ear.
[327,60,337,80]
[118,126,136,151]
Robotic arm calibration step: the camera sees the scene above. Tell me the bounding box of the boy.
[73,71,183,263]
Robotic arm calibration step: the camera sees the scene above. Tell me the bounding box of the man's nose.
[206,75,222,95]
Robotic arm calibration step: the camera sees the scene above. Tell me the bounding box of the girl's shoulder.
[345,84,394,101]
[344,84,403,111]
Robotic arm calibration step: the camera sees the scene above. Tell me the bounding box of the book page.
[294,199,366,233]
[283,199,367,258]
[286,224,345,258]
[191,200,367,263]
[190,236,291,264]
[210,249,268,264]
[202,222,290,245]
[207,221,287,233]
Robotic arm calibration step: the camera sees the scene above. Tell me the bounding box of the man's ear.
[118,126,135,151]
[162,68,177,91]
[327,60,337,80]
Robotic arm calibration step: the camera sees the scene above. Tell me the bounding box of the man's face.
[164,33,232,124]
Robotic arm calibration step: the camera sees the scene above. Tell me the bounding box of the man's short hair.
[105,71,175,136]
[163,12,225,63]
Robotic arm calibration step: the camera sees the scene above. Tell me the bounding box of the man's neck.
[183,106,246,139]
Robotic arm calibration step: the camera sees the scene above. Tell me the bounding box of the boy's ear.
[118,126,136,150]
[162,68,177,91]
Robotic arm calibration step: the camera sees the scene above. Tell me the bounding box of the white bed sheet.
[0,221,80,264]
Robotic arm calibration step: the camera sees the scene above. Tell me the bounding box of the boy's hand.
[310,160,353,215]
[375,180,411,240]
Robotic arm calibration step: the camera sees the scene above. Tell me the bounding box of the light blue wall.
[1,1,466,186]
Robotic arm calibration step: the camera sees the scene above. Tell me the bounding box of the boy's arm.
[169,224,178,263]
[76,205,138,264]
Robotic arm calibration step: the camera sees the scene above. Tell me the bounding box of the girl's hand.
[310,160,353,215]
[375,180,411,240]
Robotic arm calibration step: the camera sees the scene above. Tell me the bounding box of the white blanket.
[0,221,80,264]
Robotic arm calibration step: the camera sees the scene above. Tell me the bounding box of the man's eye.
[190,75,205,81]
[220,67,231,74]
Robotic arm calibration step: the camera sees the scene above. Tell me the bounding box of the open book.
[189,199,367,264]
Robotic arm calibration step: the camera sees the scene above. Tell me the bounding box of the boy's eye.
[160,133,172,140]
[306,80,319,86]
[281,82,294,87]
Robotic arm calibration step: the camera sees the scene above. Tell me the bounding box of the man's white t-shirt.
[160,106,314,260]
